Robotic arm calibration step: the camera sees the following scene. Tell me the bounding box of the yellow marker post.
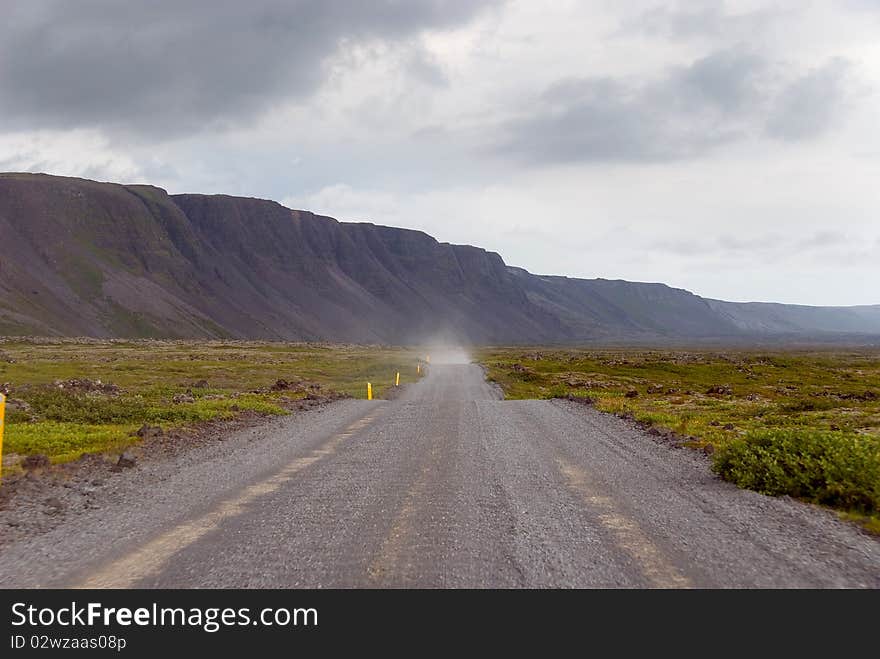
[367,383,372,401]
[395,372,400,387]
[0,393,5,480]
[417,363,421,375]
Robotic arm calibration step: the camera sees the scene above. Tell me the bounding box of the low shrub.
[712,429,880,513]
[21,386,145,424]
[780,398,840,413]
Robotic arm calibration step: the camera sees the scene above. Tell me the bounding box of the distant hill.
[1,172,878,344]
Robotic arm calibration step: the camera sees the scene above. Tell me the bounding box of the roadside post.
[395,372,400,387]
[367,382,372,401]
[0,393,5,480]
[417,363,421,375]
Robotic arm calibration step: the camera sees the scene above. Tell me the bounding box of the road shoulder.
[0,398,374,587]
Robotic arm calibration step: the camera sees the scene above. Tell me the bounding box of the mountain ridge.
[1,172,878,344]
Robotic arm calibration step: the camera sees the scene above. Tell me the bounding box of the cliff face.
[168,192,563,343]
[0,173,877,343]
[0,173,216,337]
[0,173,560,342]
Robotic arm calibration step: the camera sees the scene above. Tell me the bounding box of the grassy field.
[477,347,880,531]
[0,339,421,469]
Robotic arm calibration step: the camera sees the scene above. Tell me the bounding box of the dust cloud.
[420,345,472,365]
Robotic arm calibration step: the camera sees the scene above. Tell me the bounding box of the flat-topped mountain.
[1,173,878,343]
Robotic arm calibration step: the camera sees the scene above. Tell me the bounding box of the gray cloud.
[673,48,764,111]
[840,0,880,11]
[797,230,849,249]
[628,5,726,38]
[494,49,761,163]
[0,0,495,138]
[621,4,787,41]
[717,233,784,252]
[654,230,859,258]
[494,49,851,164]
[404,45,450,87]
[765,59,850,141]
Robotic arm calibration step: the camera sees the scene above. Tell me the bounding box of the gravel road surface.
[1,364,877,588]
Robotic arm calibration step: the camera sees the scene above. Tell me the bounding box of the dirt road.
[1,364,877,588]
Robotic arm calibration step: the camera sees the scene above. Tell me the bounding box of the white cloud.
[0,130,147,183]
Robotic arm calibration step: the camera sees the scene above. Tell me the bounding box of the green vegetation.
[713,429,879,513]
[0,339,421,468]
[478,347,880,529]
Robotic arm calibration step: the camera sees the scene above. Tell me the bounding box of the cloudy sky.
[2,0,878,306]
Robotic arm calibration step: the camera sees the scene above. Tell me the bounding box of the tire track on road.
[74,407,387,589]
[556,457,691,588]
